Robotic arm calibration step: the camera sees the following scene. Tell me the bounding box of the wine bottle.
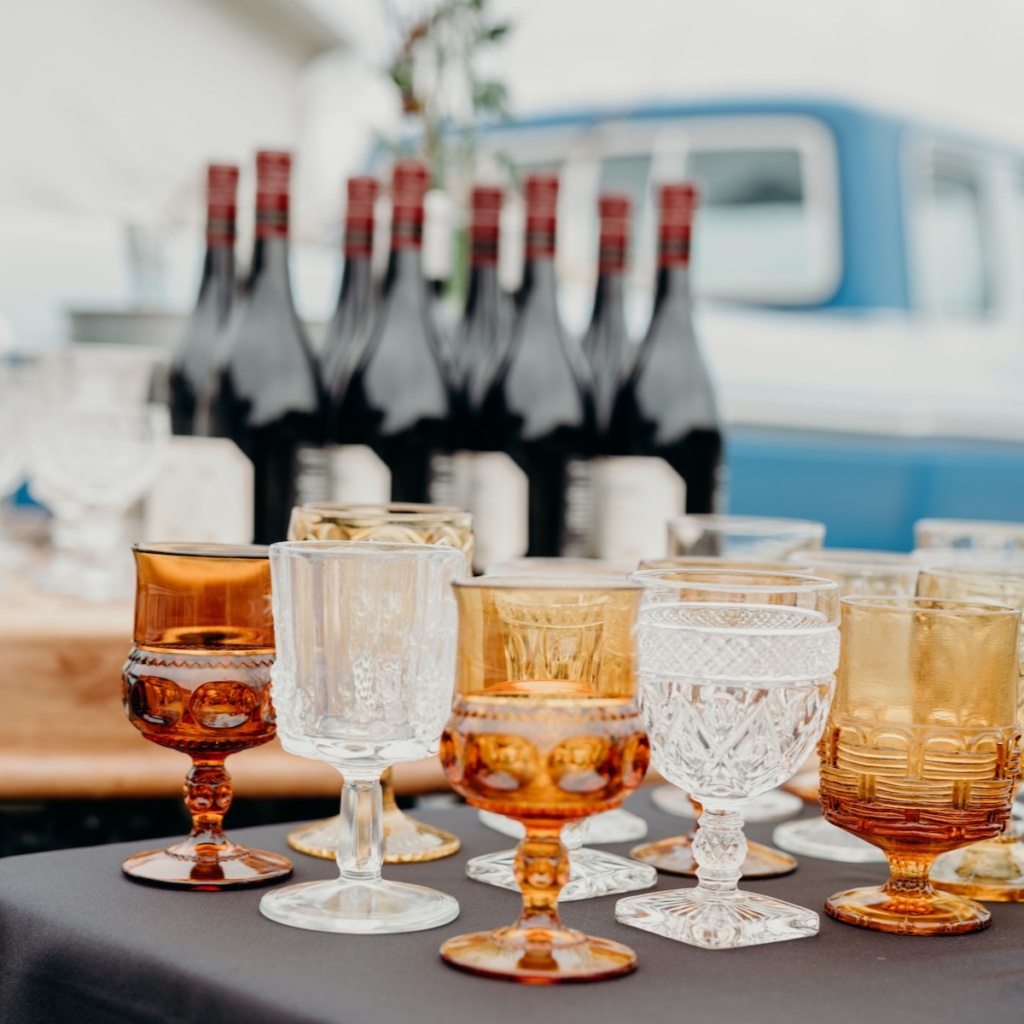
[328,159,452,504]
[601,182,723,560]
[476,173,596,558]
[168,163,238,436]
[209,150,325,544]
[321,176,378,399]
[582,192,632,436]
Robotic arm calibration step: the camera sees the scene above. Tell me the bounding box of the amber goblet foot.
[441,828,636,983]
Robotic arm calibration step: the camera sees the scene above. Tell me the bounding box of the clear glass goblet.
[615,569,840,949]
[630,555,817,878]
[915,567,1024,902]
[440,577,649,982]
[772,549,920,865]
[821,596,1020,934]
[260,540,465,934]
[121,543,293,888]
[284,502,473,865]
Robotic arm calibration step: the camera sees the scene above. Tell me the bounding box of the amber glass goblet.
[631,556,815,878]
[916,568,1024,901]
[440,577,650,983]
[121,543,292,889]
[821,596,1021,934]
[285,502,473,864]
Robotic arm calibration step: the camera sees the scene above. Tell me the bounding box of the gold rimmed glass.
[285,502,473,864]
[821,596,1021,934]
[916,567,1024,901]
[121,543,293,889]
[440,577,649,983]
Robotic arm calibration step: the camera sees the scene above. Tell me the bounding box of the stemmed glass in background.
[914,517,1024,565]
[121,543,293,888]
[440,577,649,982]
[771,548,920,864]
[0,360,28,573]
[820,596,1021,934]
[284,502,473,864]
[915,567,1024,901]
[261,541,465,933]
[616,569,840,949]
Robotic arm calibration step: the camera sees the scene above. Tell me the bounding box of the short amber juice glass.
[121,542,292,888]
[821,596,1021,934]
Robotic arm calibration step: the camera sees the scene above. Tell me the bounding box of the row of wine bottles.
[168,152,724,563]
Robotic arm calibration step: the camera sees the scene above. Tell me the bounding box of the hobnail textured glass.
[915,568,1024,901]
[616,569,840,950]
[259,541,465,934]
[440,577,649,983]
[821,596,1021,934]
[120,543,293,889]
[284,503,472,865]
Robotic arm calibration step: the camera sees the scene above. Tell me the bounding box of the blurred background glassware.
[477,555,648,848]
[0,360,29,574]
[914,518,1024,565]
[616,569,840,949]
[440,576,649,982]
[820,596,1020,934]
[260,541,464,934]
[27,343,170,602]
[666,513,825,559]
[631,554,818,877]
[772,549,920,865]
[284,502,473,864]
[121,543,293,888]
[915,567,1024,901]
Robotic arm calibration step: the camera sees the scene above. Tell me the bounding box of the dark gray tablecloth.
[1,792,1022,1024]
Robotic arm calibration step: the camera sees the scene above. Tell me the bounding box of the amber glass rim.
[132,542,268,560]
[841,595,1020,617]
[454,574,641,592]
[292,502,470,524]
[271,539,467,561]
[640,557,813,572]
[917,565,1024,586]
[630,567,837,595]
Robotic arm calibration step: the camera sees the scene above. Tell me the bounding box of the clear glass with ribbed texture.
[616,569,840,949]
[284,502,472,865]
[440,577,649,983]
[820,596,1020,934]
[259,540,465,934]
[914,568,1024,902]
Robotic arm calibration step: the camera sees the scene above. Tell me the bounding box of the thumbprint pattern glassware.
[260,541,465,933]
[616,569,840,949]
[440,577,650,983]
[285,502,472,864]
[121,543,293,888]
[820,596,1021,934]
[914,568,1024,902]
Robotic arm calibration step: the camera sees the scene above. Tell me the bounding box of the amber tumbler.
[121,542,292,889]
[820,596,1021,934]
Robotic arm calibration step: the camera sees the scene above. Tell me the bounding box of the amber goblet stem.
[882,852,941,910]
[336,770,385,884]
[183,756,234,848]
[507,824,571,938]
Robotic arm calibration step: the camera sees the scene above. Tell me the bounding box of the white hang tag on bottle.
[328,444,392,504]
[465,451,528,570]
[591,456,686,564]
[144,436,254,543]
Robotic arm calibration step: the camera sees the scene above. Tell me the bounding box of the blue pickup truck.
[470,96,1024,549]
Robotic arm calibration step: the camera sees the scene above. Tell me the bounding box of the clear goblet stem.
[336,771,384,884]
[183,757,233,846]
[693,805,746,896]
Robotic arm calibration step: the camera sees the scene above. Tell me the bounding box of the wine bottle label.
[144,436,254,543]
[328,444,392,504]
[590,456,686,563]
[436,452,528,570]
[562,459,596,558]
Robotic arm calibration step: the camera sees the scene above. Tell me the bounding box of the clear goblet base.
[772,816,887,864]
[615,887,819,949]
[629,834,798,878]
[440,926,636,983]
[478,808,649,844]
[122,840,292,890]
[466,847,657,901]
[259,877,459,934]
[929,835,1024,903]
[825,885,990,934]
[650,783,803,823]
[286,808,461,864]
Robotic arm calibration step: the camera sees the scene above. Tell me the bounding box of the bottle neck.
[340,252,374,298]
[653,263,691,307]
[248,235,292,291]
[590,269,625,320]
[465,262,501,314]
[519,254,559,309]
